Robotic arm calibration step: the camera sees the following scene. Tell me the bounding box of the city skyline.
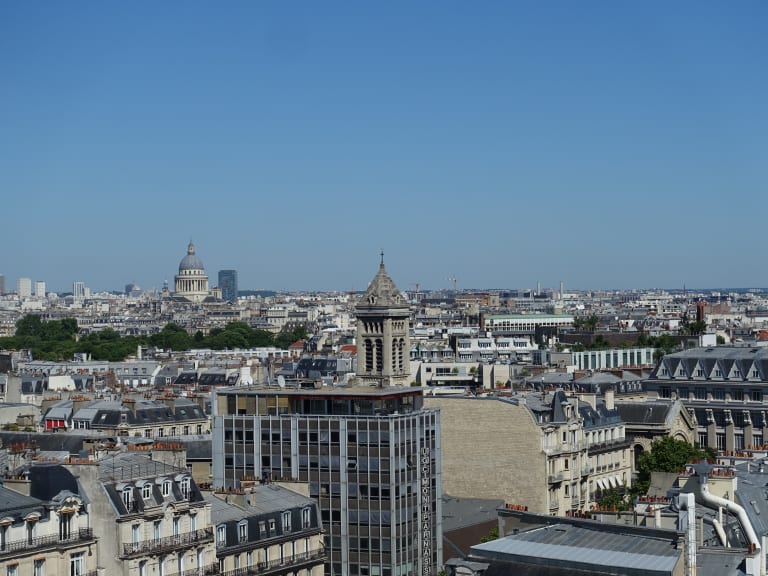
[2,2,767,292]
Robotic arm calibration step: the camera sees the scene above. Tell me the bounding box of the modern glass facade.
[218,269,238,302]
[212,386,442,576]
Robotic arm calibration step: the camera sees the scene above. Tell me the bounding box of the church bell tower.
[355,254,411,387]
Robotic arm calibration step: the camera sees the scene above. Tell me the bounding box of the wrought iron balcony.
[121,528,213,558]
[217,550,326,576]
[0,528,94,558]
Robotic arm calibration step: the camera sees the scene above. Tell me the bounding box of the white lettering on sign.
[420,445,432,575]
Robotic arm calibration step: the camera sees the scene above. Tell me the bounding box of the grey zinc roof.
[0,485,45,516]
[615,401,675,426]
[98,452,184,481]
[472,523,680,574]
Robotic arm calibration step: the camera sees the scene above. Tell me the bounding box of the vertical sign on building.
[421,445,432,575]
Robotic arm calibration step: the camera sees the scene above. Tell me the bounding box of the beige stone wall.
[425,397,547,513]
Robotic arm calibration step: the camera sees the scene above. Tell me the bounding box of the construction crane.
[447,275,458,292]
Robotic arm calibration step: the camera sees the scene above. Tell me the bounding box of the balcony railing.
[0,528,94,558]
[547,472,566,484]
[217,550,326,576]
[122,528,213,558]
[587,438,631,454]
[163,564,219,576]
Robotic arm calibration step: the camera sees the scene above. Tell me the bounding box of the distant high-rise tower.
[17,278,32,298]
[73,281,86,299]
[35,281,46,298]
[218,269,238,302]
[355,254,410,387]
[0,274,5,295]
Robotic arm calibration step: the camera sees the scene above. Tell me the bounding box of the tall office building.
[0,274,4,295]
[212,386,441,576]
[72,281,86,299]
[218,269,238,302]
[17,277,32,298]
[35,280,46,298]
[212,259,441,576]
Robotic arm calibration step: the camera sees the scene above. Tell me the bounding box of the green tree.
[479,526,499,543]
[634,436,709,496]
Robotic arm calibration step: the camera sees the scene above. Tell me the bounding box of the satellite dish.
[277,376,286,388]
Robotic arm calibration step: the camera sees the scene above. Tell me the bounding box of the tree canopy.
[634,436,714,495]
[0,314,310,361]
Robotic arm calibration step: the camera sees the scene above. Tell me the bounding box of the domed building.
[174,242,210,303]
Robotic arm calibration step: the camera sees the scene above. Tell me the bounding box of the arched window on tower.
[365,339,373,372]
[376,339,383,372]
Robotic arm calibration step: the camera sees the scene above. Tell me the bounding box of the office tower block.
[212,386,442,576]
[0,274,4,295]
[72,281,85,298]
[35,281,46,297]
[218,269,238,302]
[17,277,32,298]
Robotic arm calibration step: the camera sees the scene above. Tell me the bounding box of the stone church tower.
[355,255,410,387]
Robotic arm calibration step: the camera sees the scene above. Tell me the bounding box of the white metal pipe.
[700,483,760,551]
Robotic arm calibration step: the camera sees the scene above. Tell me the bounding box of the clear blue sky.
[2,2,766,293]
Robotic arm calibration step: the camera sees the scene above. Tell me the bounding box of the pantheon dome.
[174,242,210,302]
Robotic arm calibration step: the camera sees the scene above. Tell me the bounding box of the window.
[132,524,140,545]
[247,551,253,567]
[695,388,706,400]
[713,389,725,401]
[173,517,180,537]
[752,390,763,402]
[268,519,276,532]
[7,565,17,576]
[60,512,72,540]
[282,511,291,532]
[162,481,171,497]
[154,521,161,541]
[34,560,44,576]
[733,389,744,401]
[302,506,312,528]
[142,483,152,500]
[70,553,85,576]
[139,561,147,576]
[190,513,197,532]
[238,521,248,543]
[217,525,226,547]
[180,478,190,500]
[122,487,133,509]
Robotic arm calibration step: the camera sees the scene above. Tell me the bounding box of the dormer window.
[142,484,152,501]
[282,511,291,532]
[180,478,190,500]
[238,521,248,543]
[162,481,171,498]
[302,507,311,528]
[217,525,226,547]
[122,487,133,509]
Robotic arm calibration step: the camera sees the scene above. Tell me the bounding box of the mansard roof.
[652,346,768,380]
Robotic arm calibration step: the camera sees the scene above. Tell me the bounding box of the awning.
[609,476,618,489]
[596,478,606,490]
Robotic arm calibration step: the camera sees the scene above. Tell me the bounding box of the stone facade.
[355,257,410,387]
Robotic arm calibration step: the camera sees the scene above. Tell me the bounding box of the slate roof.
[205,484,320,550]
[615,401,676,426]
[0,485,46,519]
